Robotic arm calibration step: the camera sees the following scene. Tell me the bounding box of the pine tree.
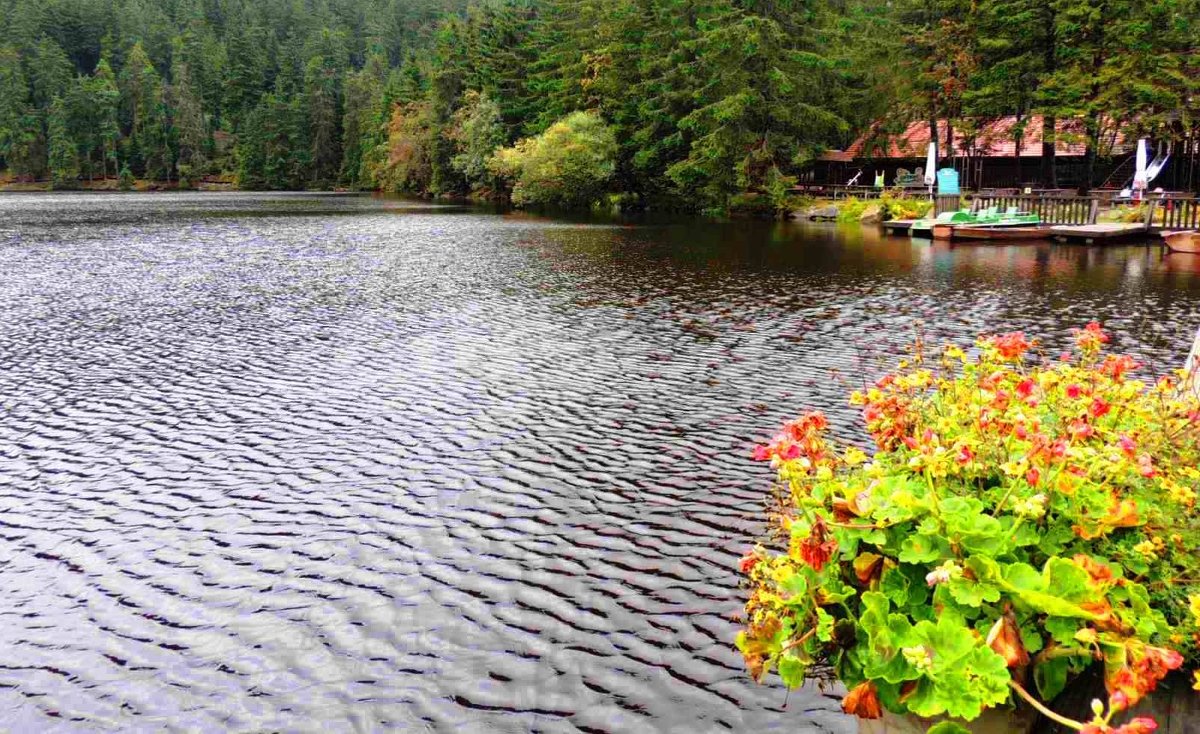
[305,54,342,186]
[91,59,121,178]
[0,45,29,171]
[171,58,209,186]
[46,95,79,188]
[665,1,848,211]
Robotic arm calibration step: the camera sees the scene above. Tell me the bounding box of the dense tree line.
[0,0,1196,211]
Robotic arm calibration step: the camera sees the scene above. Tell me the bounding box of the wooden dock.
[1049,223,1151,243]
[882,220,917,235]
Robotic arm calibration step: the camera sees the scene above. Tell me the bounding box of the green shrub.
[836,197,870,222]
[880,191,933,220]
[488,111,617,209]
[738,325,1200,730]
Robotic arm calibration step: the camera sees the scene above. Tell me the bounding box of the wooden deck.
[1049,223,1151,243]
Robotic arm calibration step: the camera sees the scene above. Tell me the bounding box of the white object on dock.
[1187,324,1200,397]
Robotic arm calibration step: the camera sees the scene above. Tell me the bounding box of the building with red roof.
[805,115,1156,191]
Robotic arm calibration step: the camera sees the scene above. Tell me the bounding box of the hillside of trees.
[0,0,1196,213]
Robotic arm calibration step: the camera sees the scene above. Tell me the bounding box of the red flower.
[1067,384,1083,399]
[1074,321,1111,351]
[1137,453,1156,478]
[1101,354,1139,381]
[1118,435,1137,458]
[1016,378,1035,399]
[739,552,759,574]
[1110,690,1131,712]
[798,517,837,571]
[1026,467,1041,487]
[752,445,771,461]
[1089,398,1112,419]
[989,332,1033,361]
[1116,718,1158,734]
[956,445,975,465]
[1069,419,1096,439]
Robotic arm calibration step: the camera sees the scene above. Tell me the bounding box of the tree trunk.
[1041,116,1057,188]
[946,120,955,168]
[1080,113,1100,195]
[1014,114,1024,188]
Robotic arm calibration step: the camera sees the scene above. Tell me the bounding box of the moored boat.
[1163,230,1200,254]
[951,225,1050,242]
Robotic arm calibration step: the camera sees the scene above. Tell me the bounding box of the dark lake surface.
[1,192,1198,733]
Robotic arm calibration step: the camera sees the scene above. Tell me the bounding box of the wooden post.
[1088,199,1099,225]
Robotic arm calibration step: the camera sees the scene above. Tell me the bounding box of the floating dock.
[882,220,917,235]
[1049,223,1151,243]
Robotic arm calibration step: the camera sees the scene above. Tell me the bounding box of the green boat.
[909,208,976,237]
[909,206,1040,238]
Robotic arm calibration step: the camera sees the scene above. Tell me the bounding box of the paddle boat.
[1163,230,1200,254]
[909,206,1041,239]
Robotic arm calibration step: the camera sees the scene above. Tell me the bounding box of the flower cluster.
[737,325,1200,730]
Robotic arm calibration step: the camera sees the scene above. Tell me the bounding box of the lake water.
[1,192,1197,733]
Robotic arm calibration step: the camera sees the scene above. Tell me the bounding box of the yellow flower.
[843,447,868,466]
[1189,594,1200,626]
[1001,460,1028,477]
[1162,478,1197,508]
[1132,539,1158,559]
[1194,671,1200,691]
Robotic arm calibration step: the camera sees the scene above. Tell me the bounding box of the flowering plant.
[738,325,1200,733]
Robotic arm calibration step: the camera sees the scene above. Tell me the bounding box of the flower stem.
[1008,680,1084,732]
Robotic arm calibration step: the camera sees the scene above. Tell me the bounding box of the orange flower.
[842,681,883,719]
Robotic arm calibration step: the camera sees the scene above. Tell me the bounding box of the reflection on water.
[0,193,1196,733]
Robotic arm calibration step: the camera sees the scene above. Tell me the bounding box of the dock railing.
[1154,195,1200,231]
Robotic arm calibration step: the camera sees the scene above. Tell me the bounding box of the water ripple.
[0,192,1197,732]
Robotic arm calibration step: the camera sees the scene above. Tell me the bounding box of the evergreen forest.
[0,0,1196,212]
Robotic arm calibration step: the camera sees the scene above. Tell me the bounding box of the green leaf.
[946,575,1002,607]
[912,616,976,672]
[820,576,856,604]
[1044,616,1080,645]
[778,655,808,688]
[880,566,913,606]
[899,534,950,564]
[998,560,1100,620]
[816,608,835,642]
[781,569,808,597]
[1034,656,1070,701]
[927,723,972,734]
[1043,557,1091,602]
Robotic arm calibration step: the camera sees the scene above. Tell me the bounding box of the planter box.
[856,672,1200,734]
